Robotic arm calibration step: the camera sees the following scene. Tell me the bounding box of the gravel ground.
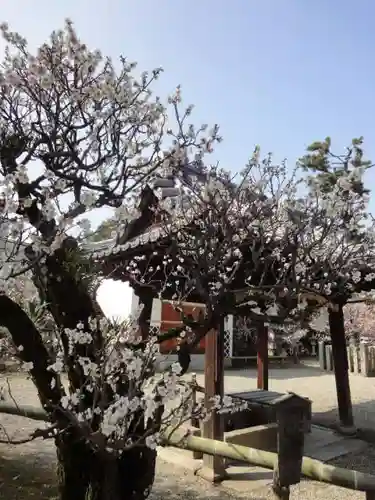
[3,363,375,430]
[1,369,375,499]
[194,360,375,431]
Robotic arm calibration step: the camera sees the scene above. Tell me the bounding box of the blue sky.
[1,1,375,206]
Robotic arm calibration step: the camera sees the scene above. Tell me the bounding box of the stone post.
[318,341,326,370]
[325,344,333,371]
[311,340,317,357]
[360,342,372,377]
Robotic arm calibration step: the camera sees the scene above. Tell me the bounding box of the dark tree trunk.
[56,435,91,500]
[55,433,156,500]
[328,304,354,428]
[202,320,226,480]
[0,295,64,408]
[116,445,156,500]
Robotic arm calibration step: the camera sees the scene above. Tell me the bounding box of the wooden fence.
[165,430,375,500]
[319,341,375,377]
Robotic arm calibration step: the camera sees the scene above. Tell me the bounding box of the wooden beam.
[257,321,269,390]
[162,299,206,307]
[164,430,375,494]
[199,319,226,482]
[328,304,354,429]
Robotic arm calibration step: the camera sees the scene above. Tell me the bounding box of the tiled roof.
[83,164,205,260]
[83,223,168,260]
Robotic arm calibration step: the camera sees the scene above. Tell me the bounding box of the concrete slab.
[306,439,368,462]
[303,424,368,461]
[305,426,344,446]
[223,464,274,493]
[158,446,202,474]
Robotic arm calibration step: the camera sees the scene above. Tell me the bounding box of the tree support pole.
[328,304,354,430]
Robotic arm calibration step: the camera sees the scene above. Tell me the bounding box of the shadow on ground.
[0,452,57,500]
[313,399,375,439]
[188,363,327,382]
[225,363,326,380]
[0,450,266,500]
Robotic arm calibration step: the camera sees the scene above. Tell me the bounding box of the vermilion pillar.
[199,320,226,482]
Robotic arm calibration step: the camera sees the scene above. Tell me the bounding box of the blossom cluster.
[112,148,375,333]
[1,313,245,454]
[0,18,220,294]
[344,302,375,343]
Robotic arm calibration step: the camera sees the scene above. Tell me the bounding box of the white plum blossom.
[47,359,64,373]
[22,361,34,371]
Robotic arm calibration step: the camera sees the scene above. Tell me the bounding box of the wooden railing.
[164,429,375,500]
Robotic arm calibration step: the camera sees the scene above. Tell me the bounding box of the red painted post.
[257,321,269,390]
[199,321,226,482]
